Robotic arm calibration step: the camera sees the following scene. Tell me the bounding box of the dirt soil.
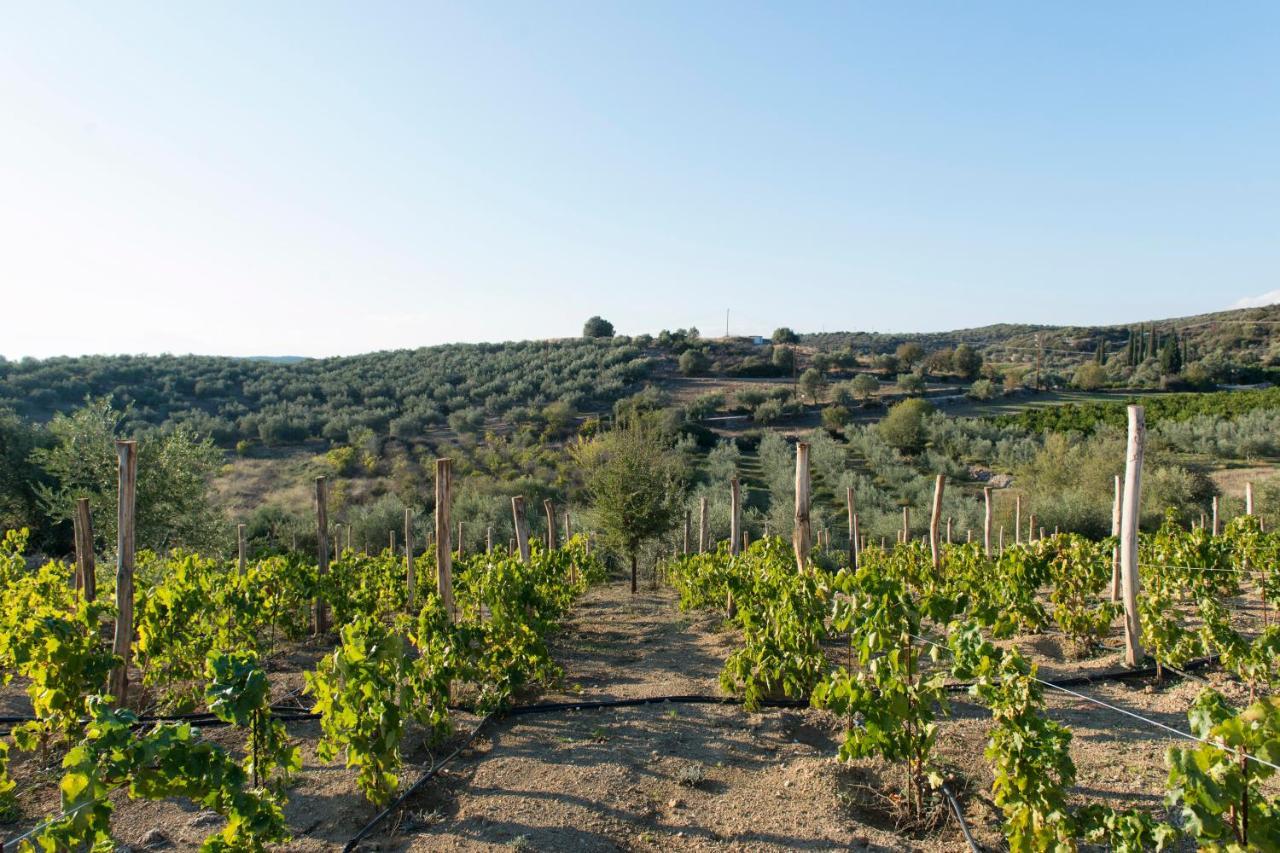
[4,577,1267,851]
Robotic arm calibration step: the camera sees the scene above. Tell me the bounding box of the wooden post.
[998,525,1005,555]
[1015,495,1022,545]
[108,440,137,707]
[852,514,861,569]
[793,442,812,572]
[512,496,531,564]
[486,525,493,553]
[945,517,952,545]
[346,525,352,552]
[237,523,246,574]
[1212,496,1220,536]
[1110,474,1122,602]
[966,528,972,544]
[1028,514,1037,543]
[1119,406,1146,667]
[730,478,742,556]
[728,477,742,617]
[683,509,691,555]
[929,474,945,571]
[457,521,465,558]
[1246,482,1255,516]
[74,497,96,601]
[564,509,571,544]
[698,497,709,553]
[405,508,416,610]
[983,487,993,556]
[902,506,910,544]
[544,499,557,550]
[389,530,395,556]
[314,477,329,635]
[846,486,858,569]
[435,459,455,619]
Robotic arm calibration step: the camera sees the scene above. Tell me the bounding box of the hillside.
[804,303,1280,377]
[3,303,1279,451]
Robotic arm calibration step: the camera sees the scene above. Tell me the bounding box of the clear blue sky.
[3,3,1277,358]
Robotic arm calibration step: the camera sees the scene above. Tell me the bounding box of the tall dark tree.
[582,316,615,338]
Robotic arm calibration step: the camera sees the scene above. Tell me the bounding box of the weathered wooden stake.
[902,506,910,543]
[1028,514,1037,543]
[846,486,858,569]
[237,523,246,574]
[1015,495,1022,545]
[544,499,557,550]
[983,487,993,556]
[793,443,812,571]
[1119,406,1146,667]
[405,508,416,610]
[683,509,691,555]
[1246,482,1255,516]
[512,496,531,563]
[457,521,465,558]
[852,514,861,569]
[1212,496,1220,536]
[929,474,945,571]
[699,497,709,553]
[945,517,952,545]
[109,440,137,707]
[314,477,329,635]
[998,525,1005,554]
[486,525,493,553]
[728,477,742,617]
[74,497,96,601]
[1110,474,1122,602]
[435,459,455,619]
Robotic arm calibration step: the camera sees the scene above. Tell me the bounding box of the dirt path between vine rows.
[356,580,990,852]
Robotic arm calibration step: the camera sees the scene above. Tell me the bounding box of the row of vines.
[668,515,1280,851]
[0,528,603,850]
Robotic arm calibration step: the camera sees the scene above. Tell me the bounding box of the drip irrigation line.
[2,781,128,850]
[908,633,1280,775]
[939,781,982,853]
[341,713,494,853]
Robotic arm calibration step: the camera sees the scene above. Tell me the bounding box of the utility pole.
[725,308,730,338]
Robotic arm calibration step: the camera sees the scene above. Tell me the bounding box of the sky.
[2,3,1278,359]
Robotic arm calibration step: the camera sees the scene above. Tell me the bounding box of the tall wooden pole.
[929,474,945,571]
[902,506,910,545]
[435,459,455,619]
[698,497,709,553]
[314,477,329,635]
[730,478,742,557]
[1110,474,1122,602]
[683,509,691,556]
[237,523,246,574]
[846,486,858,569]
[74,497,96,601]
[486,525,493,554]
[1212,496,1220,536]
[456,521,465,558]
[1014,495,1022,545]
[564,509,571,544]
[983,487,993,557]
[108,440,137,707]
[1119,406,1146,667]
[512,496,531,563]
[793,442,812,571]
[1246,482,1255,516]
[405,508,416,610]
[544,499,557,550]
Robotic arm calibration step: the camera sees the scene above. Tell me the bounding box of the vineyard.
[3,407,1280,850]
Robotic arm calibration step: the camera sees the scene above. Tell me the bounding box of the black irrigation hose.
[341,714,494,853]
[940,781,982,852]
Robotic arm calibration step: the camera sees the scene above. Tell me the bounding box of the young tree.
[1072,362,1106,391]
[895,342,924,370]
[799,367,825,403]
[771,346,796,372]
[897,372,926,396]
[31,398,224,553]
[582,316,615,338]
[850,373,880,401]
[877,398,933,454]
[577,418,684,593]
[772,327,800,344]
[952,344,983,380]
[678,348,711,376]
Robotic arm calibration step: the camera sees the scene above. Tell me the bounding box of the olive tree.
[576,418,685,593]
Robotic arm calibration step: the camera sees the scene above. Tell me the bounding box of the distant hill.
[3,303,1278,448]
[803,303,1280,373]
